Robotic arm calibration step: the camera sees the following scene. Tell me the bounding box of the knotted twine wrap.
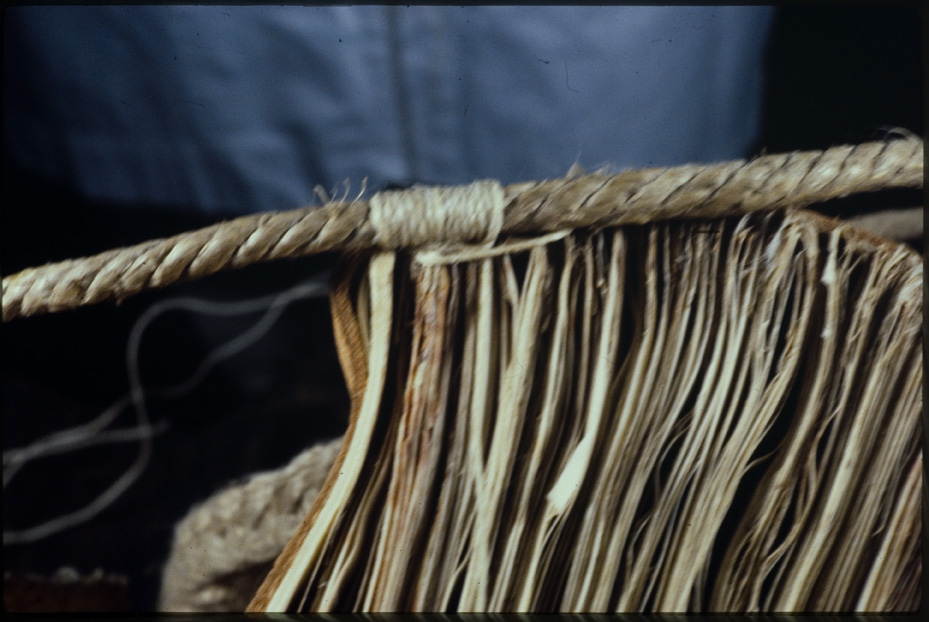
[1,137,923,321]
[369,180,504,249]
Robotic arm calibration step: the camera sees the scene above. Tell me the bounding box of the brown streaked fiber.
[2,137,922,322]
[246,208,920,612]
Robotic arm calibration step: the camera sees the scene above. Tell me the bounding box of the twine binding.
[369,180,504,249]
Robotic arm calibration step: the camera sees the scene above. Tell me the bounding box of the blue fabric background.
[3,6,775,214]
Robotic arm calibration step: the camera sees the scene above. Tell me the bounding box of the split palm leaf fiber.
[250,212,922,613]
[1,137,923,613]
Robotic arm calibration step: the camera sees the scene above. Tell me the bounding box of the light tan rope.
[158,436,344,612]
[2,137,922,322]
[369,180,505,248]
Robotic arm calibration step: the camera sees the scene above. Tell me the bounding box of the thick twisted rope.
[2,137,922,322]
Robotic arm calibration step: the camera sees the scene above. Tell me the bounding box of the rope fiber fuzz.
[2,137,922,322]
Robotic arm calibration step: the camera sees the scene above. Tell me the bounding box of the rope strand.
[2,137,922,322]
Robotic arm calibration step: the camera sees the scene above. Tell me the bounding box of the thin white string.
[3,274,330,546]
